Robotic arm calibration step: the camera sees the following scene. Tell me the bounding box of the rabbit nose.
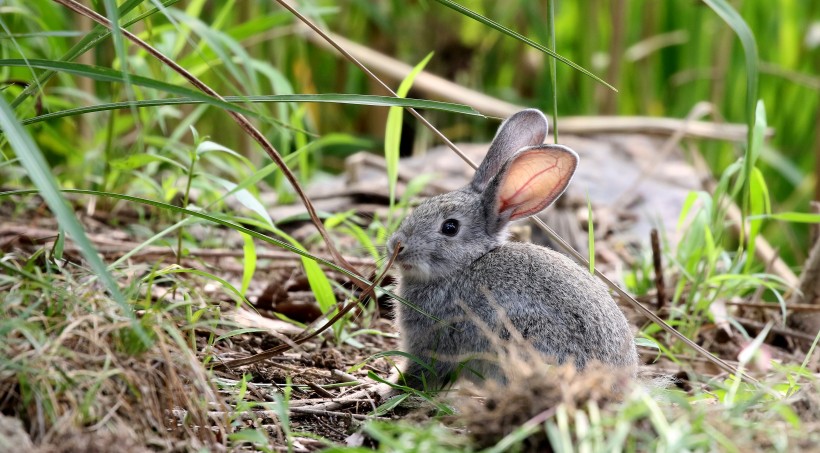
[389,239,405,258]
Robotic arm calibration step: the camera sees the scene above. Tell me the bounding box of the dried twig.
[305,381,335,399]
[726,301,820,312]
[736,318,820,343]
[787,228,820,343]
[651,229,666,309]
[172,408,381,422]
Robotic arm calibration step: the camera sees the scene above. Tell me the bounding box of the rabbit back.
[463,241,639,370]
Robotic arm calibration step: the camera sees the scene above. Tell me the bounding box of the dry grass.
[454,349,633,451]
[1,207,819,452]
[0,255,225,451]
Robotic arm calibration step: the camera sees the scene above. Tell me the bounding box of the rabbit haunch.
[387,109,639,390]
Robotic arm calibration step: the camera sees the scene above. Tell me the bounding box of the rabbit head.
[387,109,579,282]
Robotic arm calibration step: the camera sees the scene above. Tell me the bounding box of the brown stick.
[787,229,820,342]
[726,301,820,312]
[302,28,772,142]
[51,0,369,291]
[651,229,666,309]
[737,318,820,343]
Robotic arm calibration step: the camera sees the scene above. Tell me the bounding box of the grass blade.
[432,0,617,92]
[703,0,759,148]
[0,97,151,347]
[19,94,483,126]
[1,58,261,118]
[703,0,760,255]
[240,233,257,295]
[752,212,820,223]
[270,229,338,317]
[547,0,559,143]
[385,52,433,210]
[744,101,769,272]
[9,0,180,108]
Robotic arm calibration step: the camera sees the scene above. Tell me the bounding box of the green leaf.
[206,175,273,227]
[269,230,337,316]
[634,337,661,350]
[110,153,189,172]
[745,166,770,272]
[0,96,150,347]
[386,52,433,210]
[228,429,269,445]
[371,393,410,416]
[342,222,380,262]
[102,0,134,106]
[753,212,820,223]
[742,101,768,273]
[677,191,701,231]
[19,94,482,126]
[195,140,252,165]
[241,233,256,295]
[703,0,759,149]
[2,58,261,118]
[52,228,65,261]
[214,328,267,343]
[748,101,767,175]
[432,0,616,92]
[703,0,760,263]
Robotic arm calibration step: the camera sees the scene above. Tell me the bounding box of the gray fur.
[386,109,638,390]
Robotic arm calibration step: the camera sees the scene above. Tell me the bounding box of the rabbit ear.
[472,109,549,191]
[483,145,578,232]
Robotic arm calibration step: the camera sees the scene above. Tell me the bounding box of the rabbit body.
[397,240,638,388]
[387,109,638,390]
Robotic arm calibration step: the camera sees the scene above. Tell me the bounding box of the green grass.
[1,0,819,451]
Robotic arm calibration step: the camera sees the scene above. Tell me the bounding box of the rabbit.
[386,109,639,391]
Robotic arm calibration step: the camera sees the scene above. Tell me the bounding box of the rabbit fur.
[386,109,638,390]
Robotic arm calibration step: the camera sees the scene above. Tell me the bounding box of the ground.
[1,187,819,452]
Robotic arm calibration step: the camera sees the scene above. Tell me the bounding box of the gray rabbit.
[386,109,638,390]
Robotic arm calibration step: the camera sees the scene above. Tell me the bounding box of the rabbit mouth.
[395,261,430,280]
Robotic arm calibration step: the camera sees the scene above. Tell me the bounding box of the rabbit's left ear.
[472,109,549,192]
[483,145,578,231]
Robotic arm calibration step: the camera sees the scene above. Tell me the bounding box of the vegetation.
[1,0,819,451]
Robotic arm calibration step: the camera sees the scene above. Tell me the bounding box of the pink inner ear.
[497,149,577,220]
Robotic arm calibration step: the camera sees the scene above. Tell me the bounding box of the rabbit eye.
[440,219,460,237]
